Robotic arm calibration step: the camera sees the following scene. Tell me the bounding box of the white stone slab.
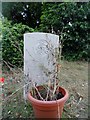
[24,32,59,99]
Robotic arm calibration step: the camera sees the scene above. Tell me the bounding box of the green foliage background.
[2,18,34,67]
[1,2,90,67]
[40,2,90,61]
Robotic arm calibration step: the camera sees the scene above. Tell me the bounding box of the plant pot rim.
[27,86,69,106]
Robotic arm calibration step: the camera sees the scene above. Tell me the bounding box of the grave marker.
[24,32,59,99]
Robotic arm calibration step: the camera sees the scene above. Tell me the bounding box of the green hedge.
[39,2,90,61]
[2,18,34,67]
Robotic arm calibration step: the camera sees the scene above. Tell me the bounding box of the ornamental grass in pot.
[26,33,69,118]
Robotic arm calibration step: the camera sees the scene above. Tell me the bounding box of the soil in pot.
[32,86,64,101]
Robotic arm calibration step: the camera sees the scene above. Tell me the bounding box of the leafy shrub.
[39,2,90,61]
[2,18,34,67]
[0,18,2,61]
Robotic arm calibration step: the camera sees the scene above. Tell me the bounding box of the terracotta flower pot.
[27,86,69,118]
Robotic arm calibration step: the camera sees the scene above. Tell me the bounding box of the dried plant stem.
[3,60,13,72]
[45,88,50,101]
[59,42,62,63]
[34,86,45,101]
[6,61,23,72]
[3,60,23,77]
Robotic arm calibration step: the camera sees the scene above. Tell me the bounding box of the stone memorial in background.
[24,32,59,99]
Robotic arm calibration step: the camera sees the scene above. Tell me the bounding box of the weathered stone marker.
[24,32,59,99]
